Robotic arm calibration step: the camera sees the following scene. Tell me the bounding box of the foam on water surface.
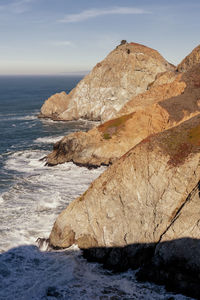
[0,150,193,300]
[34,136,64,144]
[0,75,193,299]
[1,150,106,251]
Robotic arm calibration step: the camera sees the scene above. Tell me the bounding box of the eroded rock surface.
[39,92,70,119]
[46,64,200,167]
[49,114,200,248]
[39,42,174,122]
[49,115,200,298]
[177,44,200,72]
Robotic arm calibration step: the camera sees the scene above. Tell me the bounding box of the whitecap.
[4,150,48,173]
[1,115,37,121]
[34,136,64,144]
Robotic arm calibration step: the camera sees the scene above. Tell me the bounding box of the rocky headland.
[39,41,174,122]
[41,42,200,298]
[46,63,200,168]
[49,114,200,298]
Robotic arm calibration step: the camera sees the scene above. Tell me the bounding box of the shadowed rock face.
[39,42,174,122]
[46,64,200,168]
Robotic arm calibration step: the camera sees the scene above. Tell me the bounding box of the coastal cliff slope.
[46,64,200,167]
[39,42,174,122]
[177,44,200,72]
[49,114,200,249]
[49,114,200,298]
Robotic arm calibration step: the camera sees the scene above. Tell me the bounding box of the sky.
[0,0,200,75]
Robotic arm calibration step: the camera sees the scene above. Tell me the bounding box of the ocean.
[0,75,191,299]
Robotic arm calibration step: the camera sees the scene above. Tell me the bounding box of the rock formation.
[177,44,200,72]
[49,114,200,298]
[39,92,70,119]
[46,64,200,167]
[39,42,174,122]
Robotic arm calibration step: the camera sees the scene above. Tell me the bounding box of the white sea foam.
[1,150,106,251]
[4,150,48,173]
[2,114,37,121]
[34,135,64,144]
[0,151,193,300]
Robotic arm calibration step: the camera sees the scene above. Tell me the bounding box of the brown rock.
[39,92,70,119]
[177,44,200,72]
[49,114,200,248]
[40,42,174,121]
[46,64,200,167]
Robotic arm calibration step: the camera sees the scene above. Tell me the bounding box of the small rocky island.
[39,41,200,299]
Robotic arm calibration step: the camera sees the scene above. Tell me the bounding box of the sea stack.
[39,41,174,122]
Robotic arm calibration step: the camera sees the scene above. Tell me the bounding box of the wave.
[4,150,48,174]
[34,136,64,144]
[0,114,38,121]
[1,150,106,252]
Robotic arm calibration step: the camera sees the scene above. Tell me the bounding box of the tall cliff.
[45,44,200,298]
[46,64,200,167]
[39,42,174,122]
[49,114,200,298]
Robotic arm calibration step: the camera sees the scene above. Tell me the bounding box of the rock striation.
[46,64,200,167]
[49,114,200,298]
[39,42,174,122]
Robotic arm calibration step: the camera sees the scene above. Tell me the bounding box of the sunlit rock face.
[46,64,200,168]
[177,44,200,72]
[39,42,174,122]
[49,114,200,250]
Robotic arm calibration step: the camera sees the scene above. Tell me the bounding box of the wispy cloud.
[59,7,150,23]
[49,41,74,47]
[0,0,34,14]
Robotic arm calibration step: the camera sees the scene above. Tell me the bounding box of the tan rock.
[39,92,70,119]
[40,42,174,121]
[49,114,200,250]
[46,64,200,167]
[177,44,200,72]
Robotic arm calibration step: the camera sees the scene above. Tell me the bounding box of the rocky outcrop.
[49,114,200,248]
[49,114,200,298]
[39,92,70,119]
[46,64,200,167]
[39,42,174,122]
[177,44,200,72]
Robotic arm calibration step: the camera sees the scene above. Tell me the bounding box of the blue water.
[0,76,191,299]
[0,75,94,192]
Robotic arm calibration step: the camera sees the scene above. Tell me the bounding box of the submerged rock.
[39,42,174,122]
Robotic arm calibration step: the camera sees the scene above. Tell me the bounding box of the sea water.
[0,76,191,299]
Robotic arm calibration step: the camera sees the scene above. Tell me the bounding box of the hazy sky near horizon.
[1,0,200,75]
